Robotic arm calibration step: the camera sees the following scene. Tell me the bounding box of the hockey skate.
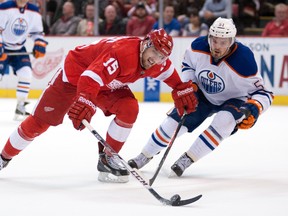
[14,101,31,121]
[0,155,11,170]
[97,152,129,183]
[128,153,152,169]
[170,153,194,177]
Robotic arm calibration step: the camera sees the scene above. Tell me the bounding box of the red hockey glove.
[68,93,97,130]
[172,81,198,116]
[33,39,48,59]
[238,99,263,129]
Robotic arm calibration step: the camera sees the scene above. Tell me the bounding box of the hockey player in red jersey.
[0,29,198,183]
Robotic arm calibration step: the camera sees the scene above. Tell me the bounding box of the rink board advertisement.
[0,36,287,105]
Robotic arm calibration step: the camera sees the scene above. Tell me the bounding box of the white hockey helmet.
[209,17,237,46]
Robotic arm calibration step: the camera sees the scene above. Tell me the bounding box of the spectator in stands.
[127,0,153,17]
[236,0,261,28]
[177,0,205,15]
[176,0,206,28]
[262,3,288,36]
[199,0,229,27]
[110,0,128,19]
[46,0,58,27]
[126,1,156,36]
[152,5,181,36]
[76,2,99,36]
[50,1,81,35]
[99,4,126,36]
[72,0,88,17]
[30,0,50,35]
[182,9,209,36]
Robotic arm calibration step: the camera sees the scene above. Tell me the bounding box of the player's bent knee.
[116,97,139,124]
[16,66,32,80]
[20,115,50,139]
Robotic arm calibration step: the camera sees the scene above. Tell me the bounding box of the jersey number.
[103,58,119,75]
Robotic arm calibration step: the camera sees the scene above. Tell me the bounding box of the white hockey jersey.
[0,1,44,50]
[181,36,273,113]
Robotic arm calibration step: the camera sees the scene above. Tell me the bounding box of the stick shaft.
[6,52,33,56]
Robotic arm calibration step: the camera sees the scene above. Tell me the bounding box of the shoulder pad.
[26,3,40,13]
[0,1,17,9]
[226,42,258,77]
[191,36,210,53]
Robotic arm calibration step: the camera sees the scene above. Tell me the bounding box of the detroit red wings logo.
[31,48,64,79]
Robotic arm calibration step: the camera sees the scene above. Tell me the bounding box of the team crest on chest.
[198,70,225,94]
[12,18,28,36]
[107,79,125,89]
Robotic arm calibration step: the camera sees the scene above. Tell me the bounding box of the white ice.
[0,98,287,216]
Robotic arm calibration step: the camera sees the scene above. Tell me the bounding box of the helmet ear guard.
[144,29,173,57]
[208,17,237,47]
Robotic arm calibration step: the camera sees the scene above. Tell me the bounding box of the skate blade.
[98,172,129,183]
[13,114,29,121]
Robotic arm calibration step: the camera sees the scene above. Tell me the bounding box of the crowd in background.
[1,0,287,37]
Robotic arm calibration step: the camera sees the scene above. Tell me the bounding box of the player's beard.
[211,47,230,61]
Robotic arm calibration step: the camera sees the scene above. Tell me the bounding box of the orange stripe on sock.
[155,129,169,144]
[204,130,219,146]
[17,85,30,89]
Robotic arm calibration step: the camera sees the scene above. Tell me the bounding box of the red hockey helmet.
[145,29,173,58]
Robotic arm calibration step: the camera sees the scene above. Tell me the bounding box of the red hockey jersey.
[62,36,182,96]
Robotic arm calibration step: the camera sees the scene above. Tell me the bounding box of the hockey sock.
[1,116,50,159]
[187,111,236,161]
[16,66,32,102]
[142,116,187,158]
[105,118,132,153]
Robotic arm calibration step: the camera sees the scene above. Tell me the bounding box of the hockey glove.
[0,43,8,76]
[0,42,4,58]
[238,99,263,129]
[172,81,198,116]
[33,39,48,59]
[68,93,97,131]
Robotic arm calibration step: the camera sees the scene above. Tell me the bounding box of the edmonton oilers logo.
[198,70,225,94]
[11,18,28,36]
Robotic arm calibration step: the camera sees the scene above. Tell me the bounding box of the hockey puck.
[170,194,181,202]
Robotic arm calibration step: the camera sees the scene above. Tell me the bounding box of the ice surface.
[0,98,287,216]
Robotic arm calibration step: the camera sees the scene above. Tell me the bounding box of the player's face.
[209,36,232,59]
[141,46,167,69]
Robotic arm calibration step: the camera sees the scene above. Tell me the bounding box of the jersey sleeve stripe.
[81,70,104,86]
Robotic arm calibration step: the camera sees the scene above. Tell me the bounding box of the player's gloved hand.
[68,93,97,131]
[0,42,5,58]
[33,39,48,59]
[238,99,263,129]
[172,81,198,116]
[0,43,8,76]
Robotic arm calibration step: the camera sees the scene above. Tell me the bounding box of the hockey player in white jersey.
[128,17,274,177]
[0,0,48,120]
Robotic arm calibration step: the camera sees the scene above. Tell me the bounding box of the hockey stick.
[149,112,187,186]
[6,52,33,56]
[82,119,202,206]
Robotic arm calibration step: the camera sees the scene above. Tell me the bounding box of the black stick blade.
[172,194,202,206]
